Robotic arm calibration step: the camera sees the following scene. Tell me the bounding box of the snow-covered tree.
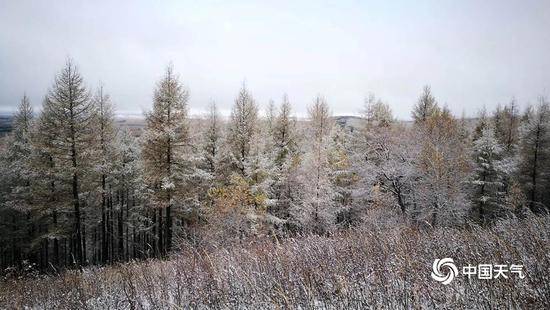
[416,110,471,226]
[364,93,393,127]
[38,59,96,266]
[268,95,299,221]
[352,100,419,223]
[265,99,276,141]
[469,127,507,224]
[472,107,489,141]
[202,101,222,174]
[142,64,191,255]
[227,84,258,176]
[494,99,520,155]
[92,86,117,263]
[4,94,34,211]
[412,85,439,124]
[0,95,35,267]
[518,98,550,213]
[272,95,297,167]
[295,96,335,234]
[328,126,356,225]
[113,129,147,261]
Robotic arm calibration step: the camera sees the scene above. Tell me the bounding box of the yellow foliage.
[208,174,267,215]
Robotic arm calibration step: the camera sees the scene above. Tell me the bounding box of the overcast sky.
[1,0,549,119]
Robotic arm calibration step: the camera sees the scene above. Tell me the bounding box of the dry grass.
[1,215,549,309]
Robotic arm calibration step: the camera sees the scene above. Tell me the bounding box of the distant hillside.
[0,115,13,137]
[0,113,481,138]
[333,115,364,131]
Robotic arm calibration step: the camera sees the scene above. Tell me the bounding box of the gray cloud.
[1,0,549,119]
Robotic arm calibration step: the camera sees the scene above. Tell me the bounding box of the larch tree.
[269,95,298,220]
[205,87,268,243]
[416,110,471,226]
[472,107,489,141]
[115,129,147,260]
[0,95,34,268]
[364,93,394,127]
[39,59,96,266]
[328,126,356,224]
[224,86,269,236]
[12,95,34,150]
[272,95,297,168]
[227,84,258,177]
[354,96,418,219]
[5,94,34,210]
[491,100,521,196]
[142,64,190,255]
[265,99,276,142]
[297,96,335,234]
[494,99,520,155]
[202,101,222,175]
[112,128,144,262]
[518,98,550,213]
[412,85,439,124]
[92,86,117,264]
[31,98,67,269]
[258,99,279,191]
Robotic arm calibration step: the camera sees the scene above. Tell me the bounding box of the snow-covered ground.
[1,214,549,309]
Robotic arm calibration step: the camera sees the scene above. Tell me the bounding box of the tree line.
[1,60,549,271]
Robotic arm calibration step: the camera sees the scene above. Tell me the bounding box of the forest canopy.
[1,60,549,271]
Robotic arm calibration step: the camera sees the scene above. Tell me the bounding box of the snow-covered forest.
[1,60,550,308]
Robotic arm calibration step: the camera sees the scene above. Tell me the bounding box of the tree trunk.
[158,208,164,256]
[530,124,541,212]
[101,174,108,264]
[118,192,124,261]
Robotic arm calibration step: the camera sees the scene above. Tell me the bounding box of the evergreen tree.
[469,127,506,224]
